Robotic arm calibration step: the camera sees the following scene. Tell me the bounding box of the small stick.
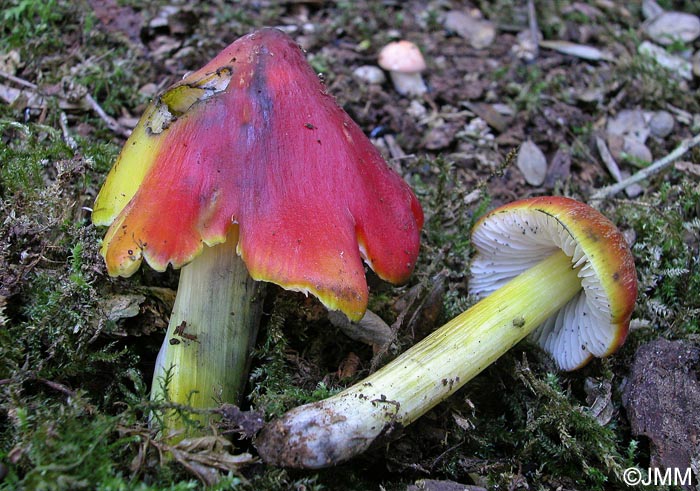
[590,132,700,200]
[1,69,130,138]
[0,69,37,89]
[527,0,540,60]
[83,93,131,138]
[59,112,78,150]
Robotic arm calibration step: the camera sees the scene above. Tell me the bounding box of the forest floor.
[1,1,700,490]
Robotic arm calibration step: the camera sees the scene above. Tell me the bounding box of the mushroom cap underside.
[92,28,424,321]
[469,196,637,370]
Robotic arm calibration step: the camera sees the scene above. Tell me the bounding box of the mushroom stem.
[256,249,581,468]
[151,227,265,431]
[388,71,427,97]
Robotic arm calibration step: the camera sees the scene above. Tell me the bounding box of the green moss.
[615,181,700,339]
[424,356,634,490]
[248,297,342,419]
[1,0,65,51]
[241,469,324,491]
[3,401,123,490]
[0,122,73,197]
[512,367,627,489]
[504,66,571,120]
[611,31,699,112]
[81,140,120,175]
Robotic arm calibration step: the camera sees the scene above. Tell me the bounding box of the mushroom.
[377,40,428,97]
[92,28,423,430]
[255,196,637,468]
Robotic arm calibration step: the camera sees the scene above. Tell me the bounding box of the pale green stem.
[256,249,582,468]
[151,229,264,432]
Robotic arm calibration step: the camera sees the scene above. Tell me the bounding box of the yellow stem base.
[151,228,264,432]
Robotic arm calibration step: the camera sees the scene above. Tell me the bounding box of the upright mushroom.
[256,196,637,468]
[92,28,423,430]
[378,40,428,97]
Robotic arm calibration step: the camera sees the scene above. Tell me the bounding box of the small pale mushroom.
[377,40,427,97]
[92,28,423,432]
[255,196,637,468]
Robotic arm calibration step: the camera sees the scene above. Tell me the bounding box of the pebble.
[621,136,653,163]
[649,110,675,138]
[644,11,700,45]
[407,100,427,119]
[606,134,653,162]
[352,65,386,85]
[607,109,649,143]
[620,171,644,198]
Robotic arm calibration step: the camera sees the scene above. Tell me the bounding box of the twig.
[590,132,700,201]
[0,69,38,89]
[527,0,539,60]
[59,112,78,150]
[84,93,131,138]
[2,70,131,137]
[38,377,79,398]
[430,438,467,471]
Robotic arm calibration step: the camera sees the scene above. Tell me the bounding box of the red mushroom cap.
[92,28,423,321]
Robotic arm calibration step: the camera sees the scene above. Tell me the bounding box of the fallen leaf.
[0,50,22,74]
[517,139,547,186]
[463,102,511,133]
[443,10,496,50]
[329,309,393,353]
[539,40,614,61]
[544,146,572,187]
[101,293,145,321]
[87,0,144,46]
[675,160,700,176]
[170,434,256,486]
[584,377,613,426]
[337,352,361,379]
[595,135,622,182]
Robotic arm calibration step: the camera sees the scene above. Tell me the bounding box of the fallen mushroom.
[377,40,428,97]
[255,196,637,468]
[92,28,423,430]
